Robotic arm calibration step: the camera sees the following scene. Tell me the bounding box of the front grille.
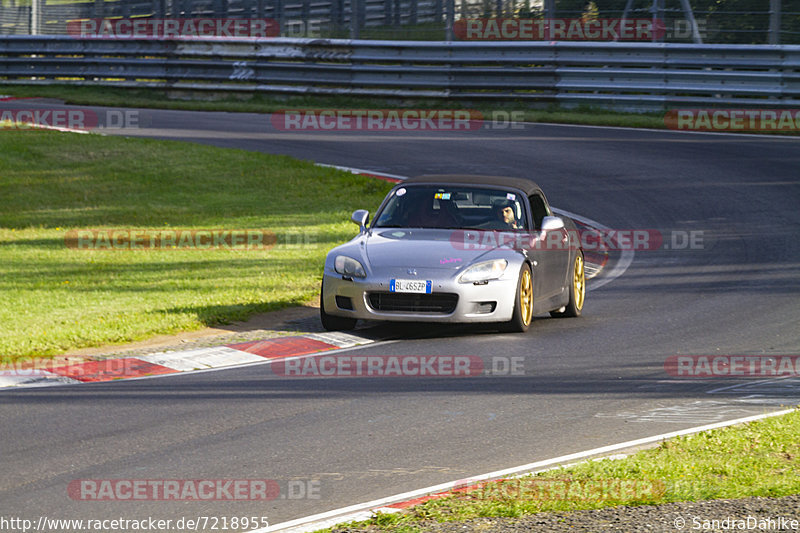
[367,292,458,314]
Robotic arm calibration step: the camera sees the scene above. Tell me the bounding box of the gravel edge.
[332,495,800,532]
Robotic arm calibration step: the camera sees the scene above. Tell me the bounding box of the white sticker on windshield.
[506,193,516,201]
[396,188,407,196]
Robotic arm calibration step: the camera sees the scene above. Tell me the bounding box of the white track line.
[315,163,407,181]
[253,408,795,533]
[10,124,91,134]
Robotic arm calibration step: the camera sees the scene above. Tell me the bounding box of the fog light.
[336,296,354,310]
[474,302,496,314]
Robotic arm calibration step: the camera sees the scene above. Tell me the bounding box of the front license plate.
[390,279,432,294]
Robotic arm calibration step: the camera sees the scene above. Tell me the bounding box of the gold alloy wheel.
[520,268,533,326]
[574,254,585,311]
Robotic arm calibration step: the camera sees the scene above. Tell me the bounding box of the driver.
[493,199,522,229]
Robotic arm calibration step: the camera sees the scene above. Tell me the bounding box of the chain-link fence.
[1,0,798,43]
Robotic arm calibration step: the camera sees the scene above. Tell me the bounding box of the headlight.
[458,259,508,283]
[334,255,366,278]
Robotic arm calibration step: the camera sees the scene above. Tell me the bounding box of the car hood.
[365,228,499,270]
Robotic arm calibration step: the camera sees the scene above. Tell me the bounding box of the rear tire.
[550,251,585,318]
[320,280,357,331]
[500,263,534,333]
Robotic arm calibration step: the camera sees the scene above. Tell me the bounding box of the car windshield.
[373,185,529,230]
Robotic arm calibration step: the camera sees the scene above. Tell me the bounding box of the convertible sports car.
[320,174,585,333]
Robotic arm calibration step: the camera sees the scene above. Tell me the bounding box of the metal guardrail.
[2,36,799,110]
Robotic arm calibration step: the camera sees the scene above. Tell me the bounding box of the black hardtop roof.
[401,174,542,196]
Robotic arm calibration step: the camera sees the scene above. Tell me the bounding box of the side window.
[528,193,548,230]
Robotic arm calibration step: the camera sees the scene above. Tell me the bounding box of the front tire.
[320,280,357,331]
[550,251,585,318]
[500,263,534,333]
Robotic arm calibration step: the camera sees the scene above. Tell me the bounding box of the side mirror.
[541,216,565,231]
[351,209,369,232]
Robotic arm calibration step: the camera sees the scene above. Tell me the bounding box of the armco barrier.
[1,37,799,111]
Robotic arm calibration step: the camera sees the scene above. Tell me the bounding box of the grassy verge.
[328,409,800,531]
[0,84,667,129]
[0,130,393,360]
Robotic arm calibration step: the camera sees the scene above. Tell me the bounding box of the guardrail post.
[328,0,343,37]
[215,0,226,18]
[331,0,342,34]
[445,0,454,41]
[543,0,554,19]
[275,0,284,36]
[301,0,311,30]
[651,0,663,42]
[30,0,41,34]
[350,0,361,38]
[383,0,392,25]
[769,0,781,45]
[677,0,703,44]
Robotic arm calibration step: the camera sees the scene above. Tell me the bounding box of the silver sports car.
[320,175,585,333]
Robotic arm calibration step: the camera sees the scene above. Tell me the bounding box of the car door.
[528,192,570,300]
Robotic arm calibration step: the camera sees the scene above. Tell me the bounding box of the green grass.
[328,409,800,531]
[0,130,393,359]
[0,84,667,129]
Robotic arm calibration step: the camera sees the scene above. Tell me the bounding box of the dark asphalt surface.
[1,102,799,529]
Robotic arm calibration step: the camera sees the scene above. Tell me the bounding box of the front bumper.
[322,269,519,323]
